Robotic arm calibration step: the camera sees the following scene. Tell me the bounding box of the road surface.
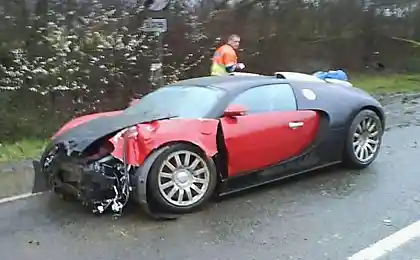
[1,93,420,260]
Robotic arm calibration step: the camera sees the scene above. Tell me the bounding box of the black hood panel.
[45,112,171,156]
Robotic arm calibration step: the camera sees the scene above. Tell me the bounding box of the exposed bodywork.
[34,113,219,218]
[33,72,385,220]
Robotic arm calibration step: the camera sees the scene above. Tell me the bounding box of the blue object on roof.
[313,69,349,81]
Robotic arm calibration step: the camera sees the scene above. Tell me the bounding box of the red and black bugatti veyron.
[32,72,385,220]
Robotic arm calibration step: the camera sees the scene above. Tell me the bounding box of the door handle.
[289,121,304,129]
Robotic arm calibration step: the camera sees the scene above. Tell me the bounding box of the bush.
[0,0,419,141]
[0,1,216,141]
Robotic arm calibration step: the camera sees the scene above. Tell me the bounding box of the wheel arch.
[142,140,218,187]
[133,140,220,214]
[344,104,385,130]
[342,108,384,168]
[150,140,210,157]
[341,105,385,152]
[360,105,385,128]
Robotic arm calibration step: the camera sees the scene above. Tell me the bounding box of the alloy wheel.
[352,116,381,163]
[157,150,210,207]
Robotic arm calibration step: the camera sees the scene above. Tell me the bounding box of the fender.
[111,119,220,166]
[133,143,219,220]
[133,145,180,220]
[128,119,219,220]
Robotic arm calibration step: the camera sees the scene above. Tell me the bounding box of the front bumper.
[33,154,122,205]
[32,151,180,221]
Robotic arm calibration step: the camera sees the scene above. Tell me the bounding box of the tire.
[343,109,384,169]
[147,143,218,214]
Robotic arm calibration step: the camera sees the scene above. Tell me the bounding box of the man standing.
[210,34,246,76]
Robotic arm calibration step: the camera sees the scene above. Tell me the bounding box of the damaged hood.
[46,111,176,155]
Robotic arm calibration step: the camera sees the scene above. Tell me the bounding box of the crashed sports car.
[33,72,385,219]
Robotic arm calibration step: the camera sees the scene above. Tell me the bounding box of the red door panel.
[221,110,320,177]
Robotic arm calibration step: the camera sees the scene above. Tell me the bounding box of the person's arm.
[222,51,243,73]
[226,63,245,72]
[225,64,236,73]
[223,54,236,72]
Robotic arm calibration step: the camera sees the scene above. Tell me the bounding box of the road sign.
[141,18,167,33]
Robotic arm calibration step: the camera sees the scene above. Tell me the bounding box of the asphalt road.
[1,93,420,260]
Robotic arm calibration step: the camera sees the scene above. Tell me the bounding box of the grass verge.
[351,73,420,93]
[1,73,420,163]
[0,139,46,163]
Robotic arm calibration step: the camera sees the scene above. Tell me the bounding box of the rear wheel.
[343,109,383,169]
[148,143,218,214]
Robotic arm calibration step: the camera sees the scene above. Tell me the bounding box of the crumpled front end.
[32,115,220,220]
[33,137,136,216]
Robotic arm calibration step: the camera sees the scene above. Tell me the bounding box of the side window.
[229,84,297,114]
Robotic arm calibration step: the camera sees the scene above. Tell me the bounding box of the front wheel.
[343,109,384,169]
[147,143,218,214]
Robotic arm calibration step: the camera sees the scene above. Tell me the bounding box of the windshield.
[123,85,225,119]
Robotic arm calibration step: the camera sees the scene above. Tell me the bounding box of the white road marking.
[348,220,420,260]
[0,192,45,204]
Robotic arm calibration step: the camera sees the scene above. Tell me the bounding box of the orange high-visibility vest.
[211,44,238,76]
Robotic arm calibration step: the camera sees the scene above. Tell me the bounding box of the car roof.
[169,75,290,93]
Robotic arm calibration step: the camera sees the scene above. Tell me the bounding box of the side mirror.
[223,104,247,117]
